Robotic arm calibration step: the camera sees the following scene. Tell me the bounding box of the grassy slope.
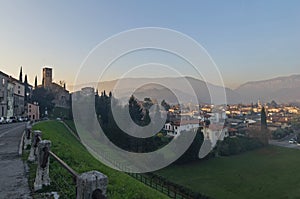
[64,120,77,133]
[33,121,168,199]
[156,146,300,199]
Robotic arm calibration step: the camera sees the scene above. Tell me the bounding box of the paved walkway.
[0,123,32,199]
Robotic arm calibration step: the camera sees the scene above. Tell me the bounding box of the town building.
[42,67,53,88]
[1,70,26,117]
[0,71,8,117]
[164,120,200,137]
[7,79,14,118]
[1,69,38,118]
[0,68,60,119]
[27,102,40,121]
[41,67,70,109]
[163,120,228,149]
[11,77,25,116]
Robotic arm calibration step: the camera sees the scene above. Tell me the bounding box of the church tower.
[42,67,52,88]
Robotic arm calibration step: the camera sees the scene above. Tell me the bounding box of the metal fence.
[127,172,210,199]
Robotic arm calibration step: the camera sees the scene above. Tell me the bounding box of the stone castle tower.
[40,67,70,109]
[42,67,52,88]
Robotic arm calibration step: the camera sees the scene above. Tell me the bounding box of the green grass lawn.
[32,121,168,199]
[156,146,300,199]
[63,120,77,133]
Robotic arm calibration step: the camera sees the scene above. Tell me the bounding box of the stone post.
[76,171,108,199]
[28,130,42,162]
[23,124,32,150]
[34,140,51,191]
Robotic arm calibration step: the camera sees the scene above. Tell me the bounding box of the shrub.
[217,136,263,156]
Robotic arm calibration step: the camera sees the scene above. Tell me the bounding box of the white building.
[207,112,227,124]
[164,120,200,137]
[164,120,228,149]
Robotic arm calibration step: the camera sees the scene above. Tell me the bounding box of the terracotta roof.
[172,120,200,126]
[207,124,226,131]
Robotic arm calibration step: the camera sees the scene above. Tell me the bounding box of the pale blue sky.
[0,1,299,89]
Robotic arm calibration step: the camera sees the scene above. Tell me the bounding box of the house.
[164,120,200,137]
[27,102,40,121]
[163,119,228,145]
[1,70,27,117]
[208,112,227,123]
[0,71,8,117]
[11,77,25,116]
[7,79,14,118]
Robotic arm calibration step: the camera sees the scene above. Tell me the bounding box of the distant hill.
[71,77,241,105]
[235,74,300,103]
[71,74,300,104]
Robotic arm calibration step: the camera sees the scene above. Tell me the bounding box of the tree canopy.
[32,87,55,117]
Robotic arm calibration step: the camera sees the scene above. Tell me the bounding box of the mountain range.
[235,74,300,104]
[71,74,300,104]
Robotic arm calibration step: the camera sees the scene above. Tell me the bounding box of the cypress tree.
[261,106,268,145]
[24,74,29,102]
[34,76,38,88]
[24,74,28,84]
[19,66,23,82]
[261,106,267,130]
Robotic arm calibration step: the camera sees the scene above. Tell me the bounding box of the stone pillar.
[76,171,108,199]
[34,140,51,191]
[28,130,42,162]
[23,125,32,150]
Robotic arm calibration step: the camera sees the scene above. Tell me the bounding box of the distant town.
[1,66,299,140]
[0,67,70,123]
[163,101,299,146]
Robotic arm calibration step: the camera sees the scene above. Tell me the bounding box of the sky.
[0,0,299,90]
